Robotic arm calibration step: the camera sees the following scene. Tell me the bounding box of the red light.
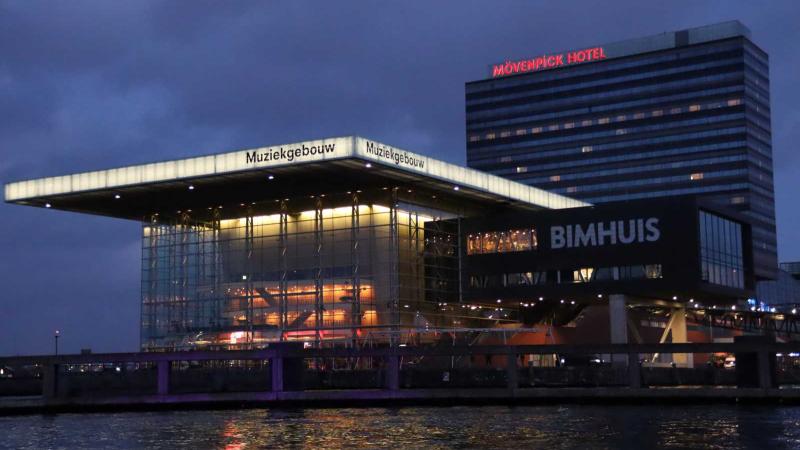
[491,47,607,78]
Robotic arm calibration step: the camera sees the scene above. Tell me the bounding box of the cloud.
[1,0,798,354]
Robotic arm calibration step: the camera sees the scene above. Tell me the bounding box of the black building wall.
[456,197,754,306]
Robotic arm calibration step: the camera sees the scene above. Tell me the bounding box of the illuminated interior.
[140,199,464,349]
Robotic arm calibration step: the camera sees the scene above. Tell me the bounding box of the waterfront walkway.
[1,340,797,414]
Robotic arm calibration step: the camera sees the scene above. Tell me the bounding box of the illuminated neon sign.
[491,47,607,78]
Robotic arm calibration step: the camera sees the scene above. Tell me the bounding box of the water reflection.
[3,405,800,449]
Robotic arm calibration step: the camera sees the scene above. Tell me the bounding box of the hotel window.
[531,127,542,134]
[581,146,593,153]
[670,107,682,114]
[633,112,645,120]
[566,186,578,193]
[485,133,496,140]
[500,156,513,163]
[690,173,704,180]
[564,122,575,129]
[549,175,561,182]
[616,115,626,122]
[689,104,701,112]
[727,98,742,106]
[548,124,559,131]
[515,129,527,136]
[652,110,663,117]
[500,131,511,138]
[469,135,480,142]
[581,120,593,126]
[730,196,746,205]
[598,117,610,124]
[615,129,627,135]
[516,166,528,173]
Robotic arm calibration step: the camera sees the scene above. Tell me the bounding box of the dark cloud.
[1,0,798,354]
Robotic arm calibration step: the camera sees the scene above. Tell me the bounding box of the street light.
[54,330,60,356]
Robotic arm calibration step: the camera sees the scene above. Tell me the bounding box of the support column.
[350,193,361,344]
[146,215,160,347]
[179,213,191,333]
[671,307,692,368]
[157,360,170,395]
[388,188,400,347]
[166,217,177,340]
[609,294,628,365]
[279,201,289,339]
[245,208,254,346]
[314,198,324,346]
[212,209,222,331]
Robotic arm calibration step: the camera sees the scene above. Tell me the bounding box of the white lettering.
[645,218,661,242]
[548,217,660,249]
[551,226,566,249]
[574,223,596,247]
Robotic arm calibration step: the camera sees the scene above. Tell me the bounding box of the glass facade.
[466,228,537,255]
[466,33,777,280]
[699,210,745,288]
[140,197,460,350]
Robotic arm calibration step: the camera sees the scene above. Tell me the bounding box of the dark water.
[2,405,800,449]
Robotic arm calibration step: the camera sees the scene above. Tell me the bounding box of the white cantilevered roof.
[4,136,588,214]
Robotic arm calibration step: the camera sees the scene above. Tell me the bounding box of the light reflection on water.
[3,405,800,449]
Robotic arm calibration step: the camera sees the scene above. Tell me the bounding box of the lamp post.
[54,330,60,356]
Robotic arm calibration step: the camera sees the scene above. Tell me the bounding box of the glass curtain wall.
[699,210,745,288]
[140,195,459,350]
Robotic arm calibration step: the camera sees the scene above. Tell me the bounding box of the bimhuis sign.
[550,218,661,249]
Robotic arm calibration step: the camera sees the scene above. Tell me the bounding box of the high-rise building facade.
[466,22,777,280]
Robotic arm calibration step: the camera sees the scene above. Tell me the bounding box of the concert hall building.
[5,137,755,351]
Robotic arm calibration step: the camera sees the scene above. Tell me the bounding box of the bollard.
[157,360,170,395]
[506,352,518,390]
[271,356,284,392]
[628,352,641,388]
[385,355,400,390]
[757,350,774,389]
[42,363,59,401]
